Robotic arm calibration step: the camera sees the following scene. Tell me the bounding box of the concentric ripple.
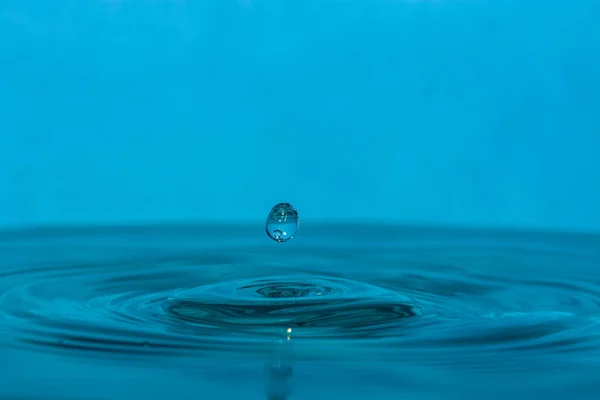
[166,275,423,337]
[1,224,600,374]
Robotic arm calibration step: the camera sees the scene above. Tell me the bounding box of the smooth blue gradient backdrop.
[1,0,599,231]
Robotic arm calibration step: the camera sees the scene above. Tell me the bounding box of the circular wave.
[0,225,599,371]
[165,275,423,337]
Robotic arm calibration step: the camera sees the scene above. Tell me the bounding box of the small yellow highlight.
[286,328,292,334]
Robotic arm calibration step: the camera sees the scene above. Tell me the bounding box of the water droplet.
[266,203,299,243]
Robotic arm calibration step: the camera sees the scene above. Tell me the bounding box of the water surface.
[1,224,599,399]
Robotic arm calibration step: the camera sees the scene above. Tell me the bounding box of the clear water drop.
[266,203,299,243]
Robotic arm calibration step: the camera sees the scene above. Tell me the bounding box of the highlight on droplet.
[265,203,299,243]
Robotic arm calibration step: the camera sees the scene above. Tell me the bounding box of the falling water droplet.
[266,203,299,243]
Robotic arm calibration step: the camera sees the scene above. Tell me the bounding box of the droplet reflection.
[265,203,299,243]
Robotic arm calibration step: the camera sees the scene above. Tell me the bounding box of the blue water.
[2,0,600,398]
[1,224,600,399]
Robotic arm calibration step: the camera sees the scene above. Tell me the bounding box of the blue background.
[1,0,599,232]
